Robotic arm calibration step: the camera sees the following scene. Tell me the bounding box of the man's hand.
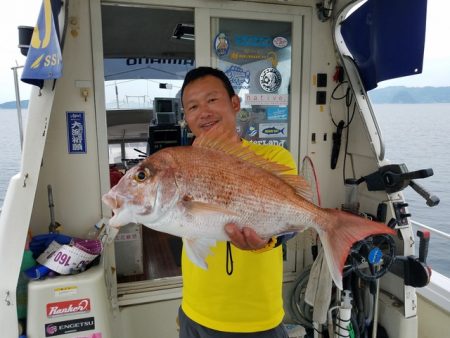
[225,223,268,250]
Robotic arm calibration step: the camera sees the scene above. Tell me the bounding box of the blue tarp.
[341,0,427,91]
[104,58,195,81]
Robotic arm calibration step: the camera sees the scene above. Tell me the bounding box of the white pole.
[336,290,352,338]
[11,65,25,150]
[115,81,120,108]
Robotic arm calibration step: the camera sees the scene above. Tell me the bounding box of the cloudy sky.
[0,0,449,103]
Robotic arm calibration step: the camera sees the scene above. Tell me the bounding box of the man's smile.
[200,120,219,130]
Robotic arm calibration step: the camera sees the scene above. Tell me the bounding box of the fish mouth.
[102,191,154,227]
[108,207,134,228]
[102,192,118,210]
[102,192,132,227]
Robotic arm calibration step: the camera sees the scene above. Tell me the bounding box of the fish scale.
[170,147,303,234]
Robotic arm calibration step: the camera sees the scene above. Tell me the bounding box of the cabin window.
[102,4,194,283]
[211,17,292,150]
[124,142,147,162]
[108,143,122,165]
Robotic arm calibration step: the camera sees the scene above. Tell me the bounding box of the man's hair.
[180,67,235,104]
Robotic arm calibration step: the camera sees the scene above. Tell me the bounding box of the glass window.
[211,18,292,149]
[108,143,122,164]
[124,142,147,160]
[102,4,194,284]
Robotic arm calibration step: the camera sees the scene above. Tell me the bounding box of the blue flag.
[21,0,63,88]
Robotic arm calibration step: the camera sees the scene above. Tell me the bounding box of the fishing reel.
[344,234,396,281]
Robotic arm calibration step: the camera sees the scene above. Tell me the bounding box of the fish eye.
[134,168,150,182]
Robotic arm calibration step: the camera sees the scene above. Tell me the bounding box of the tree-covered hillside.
[369,86,450,104]
[0,100,29,109]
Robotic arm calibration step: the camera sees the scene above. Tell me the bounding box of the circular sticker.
[214,33,230,57]
[259,67,282,93]
[238,109,251,122]
[273,36,288,48]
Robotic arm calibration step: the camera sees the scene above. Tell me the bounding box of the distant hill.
[369,86,450,104]
[0,100,29,109]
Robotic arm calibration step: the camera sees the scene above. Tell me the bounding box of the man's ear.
[231,94,241,113]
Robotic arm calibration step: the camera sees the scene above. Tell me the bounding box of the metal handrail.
[11,64,24,151]
[411,220,450,240]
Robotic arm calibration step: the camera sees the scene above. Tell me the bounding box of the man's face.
[182,75,240,138]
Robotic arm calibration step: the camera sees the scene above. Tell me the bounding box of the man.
[179,67,296,338]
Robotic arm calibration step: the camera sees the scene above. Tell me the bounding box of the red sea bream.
[102,130,396,289]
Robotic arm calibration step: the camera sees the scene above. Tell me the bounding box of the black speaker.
[18,26,34,56]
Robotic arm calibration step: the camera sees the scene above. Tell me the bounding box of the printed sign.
[229,51,278,67]
[260,67,282,93]
[273,36,289,48]
[225,65,250,90]
[259,123,288,138]
[267,106,288,120]
[115,232,139,242]
[245,94,289,106]
[104,58,195,81]
[74,333,102,338]
[250,139,287,148]
[67,112,87,154]
[45,317,95,337]
[238,109,251,122]
[47,298,91,318]
[235,35,272,48]
[247,126,258,137]
[214,33,230,57]
[54,286,78,297]
[37,241,98,275]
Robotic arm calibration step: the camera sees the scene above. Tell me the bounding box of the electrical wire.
[329,81,357,128]
[329,80,358,183]
[301,156,322,207]
[289,267,314,329]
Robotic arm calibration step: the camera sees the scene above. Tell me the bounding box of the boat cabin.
[1,1,449,337]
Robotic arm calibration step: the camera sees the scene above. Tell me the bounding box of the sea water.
[0,108,23,207]
[0,105,449,275]
[374,103,450,276]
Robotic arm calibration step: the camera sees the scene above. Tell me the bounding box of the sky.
[1,0,450,104]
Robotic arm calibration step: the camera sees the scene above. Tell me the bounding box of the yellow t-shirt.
[181,140,297,332]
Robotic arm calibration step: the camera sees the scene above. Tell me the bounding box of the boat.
[1,0,449,337]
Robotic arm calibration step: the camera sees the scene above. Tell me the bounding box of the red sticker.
[46,298,91,317]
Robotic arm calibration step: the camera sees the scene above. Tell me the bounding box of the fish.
[102,128,396,290]
[261,126,285,135]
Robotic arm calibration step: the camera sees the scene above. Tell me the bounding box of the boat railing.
[412,219,450,278]
[412,219,450,312]
[11,64,24,151]
[411,220,450,240]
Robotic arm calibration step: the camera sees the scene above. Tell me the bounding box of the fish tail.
[318,209,396,290]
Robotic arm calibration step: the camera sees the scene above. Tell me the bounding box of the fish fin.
[193,126,313,200]
[318,209,396,290]
[182,200,239,217]
[183,237,217,269]
[278,175,314,202]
